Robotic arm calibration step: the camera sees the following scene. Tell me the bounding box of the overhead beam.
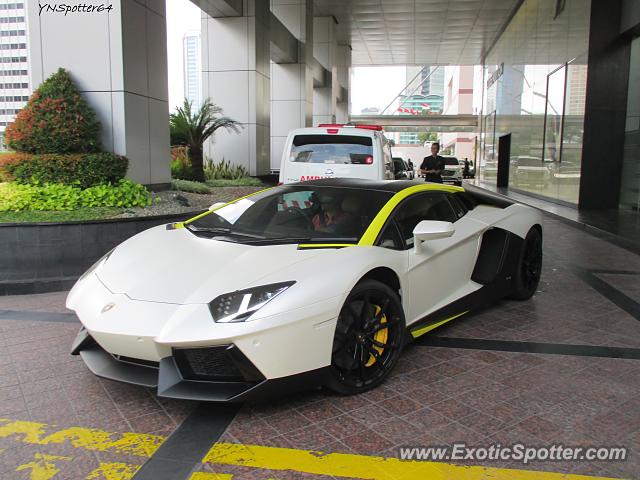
[350,115,479,129]
[270,13,298,63]
[190,0,242,17]
[310,56,330,87]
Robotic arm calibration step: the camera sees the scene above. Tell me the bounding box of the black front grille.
[173,345,263,382]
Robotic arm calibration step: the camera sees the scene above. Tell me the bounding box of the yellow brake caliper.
[365,305,388,367]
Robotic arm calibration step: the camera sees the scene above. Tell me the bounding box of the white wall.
[27,0,170,185]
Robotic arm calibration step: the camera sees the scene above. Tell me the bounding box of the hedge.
[0,179,151,212]
[0,152,128,188]
[4,68,101,154]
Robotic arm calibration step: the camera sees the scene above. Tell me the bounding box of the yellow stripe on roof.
[358,183,464,246]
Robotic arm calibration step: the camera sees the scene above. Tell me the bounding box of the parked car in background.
[403,158,416,179]
[278,124,394,184]
[509,156,550,188]
[392,157,414,180]
[442,157,464,186]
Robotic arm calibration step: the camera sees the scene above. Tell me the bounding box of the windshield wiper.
[263,236,358,243]
[186,225,266,239]
[187,225,231,234]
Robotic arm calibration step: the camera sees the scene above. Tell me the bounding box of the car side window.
[393,193,458,249]
[377,221,403,250]
[447,194,468,220]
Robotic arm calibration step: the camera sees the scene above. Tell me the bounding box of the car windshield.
[290,134,374,164]
[443,158,459,166]
[186,185,393,244]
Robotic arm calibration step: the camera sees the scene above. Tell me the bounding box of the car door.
[388,192,484,325]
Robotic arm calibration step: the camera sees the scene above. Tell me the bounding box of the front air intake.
[172,345,264,382]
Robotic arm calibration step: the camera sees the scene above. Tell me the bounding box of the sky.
[166,0,201,111]
[165,0,405,114]
[350,66,406,114]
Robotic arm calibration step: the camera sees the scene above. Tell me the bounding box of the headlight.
[209,282,295,323]
[77,248,115,282]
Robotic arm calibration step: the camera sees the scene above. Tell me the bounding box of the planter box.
[0,212,199,295]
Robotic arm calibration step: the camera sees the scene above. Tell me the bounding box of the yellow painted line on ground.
[15,453,71,480]
[204,443,620,480]
[0,418,165,457]
[189,473,234,480]
[85,462,141,480]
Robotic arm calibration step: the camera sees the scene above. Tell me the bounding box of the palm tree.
[169,99,241,182]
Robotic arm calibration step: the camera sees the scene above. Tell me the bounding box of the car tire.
[510,227,543,300]
[326,279,406,395]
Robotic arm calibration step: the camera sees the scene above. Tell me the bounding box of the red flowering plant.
[4,68,101,154]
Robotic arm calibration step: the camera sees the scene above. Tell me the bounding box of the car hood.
[96,225,326,304]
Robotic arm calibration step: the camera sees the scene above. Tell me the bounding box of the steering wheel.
[284,207,313,232]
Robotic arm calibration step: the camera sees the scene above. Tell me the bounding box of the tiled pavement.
[1,216,640,479]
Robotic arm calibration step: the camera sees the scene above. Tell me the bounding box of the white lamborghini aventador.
[67,179,543,401]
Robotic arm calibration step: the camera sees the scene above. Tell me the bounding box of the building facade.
[479,0,639,213]
[183,31,201,109]
[0,0,29,150]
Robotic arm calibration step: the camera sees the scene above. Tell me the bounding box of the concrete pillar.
[312,16,336,126]
[270,0,313,171]
[201,0,271,176]
[26,0,170,187]
[335,44,351,124]
[313,87,333,125]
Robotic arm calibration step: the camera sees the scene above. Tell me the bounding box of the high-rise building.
[0,1,29,150]
[183,31,201,109]
[405,65,444,98]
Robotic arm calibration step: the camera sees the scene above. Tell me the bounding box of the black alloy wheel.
[511,227,543,300]
[327,279,405,395]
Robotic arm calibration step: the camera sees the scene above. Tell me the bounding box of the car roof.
[286,178,450,193]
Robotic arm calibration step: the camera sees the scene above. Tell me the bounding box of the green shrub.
[204,158,250,180]
[81,180,151,208]
[4,68,102,154]
[171,179,210,194]
[2,152,128,188]
[205,177,264,187]
[0,179,150,212]
[170,146,194,180]
[171,159,194,180]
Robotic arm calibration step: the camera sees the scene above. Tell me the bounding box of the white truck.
[278,124,395,184]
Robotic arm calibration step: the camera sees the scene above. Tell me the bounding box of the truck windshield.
[290,135,374,165]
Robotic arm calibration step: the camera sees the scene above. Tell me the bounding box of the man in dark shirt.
[420,142,445,183]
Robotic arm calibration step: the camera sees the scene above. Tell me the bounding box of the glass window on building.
[480,0,590,205]
[620,36,640,212]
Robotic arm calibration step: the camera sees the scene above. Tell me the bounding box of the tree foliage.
[169,99,241,182]
[5,68,102,154]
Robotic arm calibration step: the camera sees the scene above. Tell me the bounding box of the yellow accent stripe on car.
[175,187,275,229]
[297,243,356,249]
[358,183,464,246]
[410,311,469,338]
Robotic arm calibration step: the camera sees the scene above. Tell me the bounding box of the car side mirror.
[209,202,226,211]
[413,220,455,253]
